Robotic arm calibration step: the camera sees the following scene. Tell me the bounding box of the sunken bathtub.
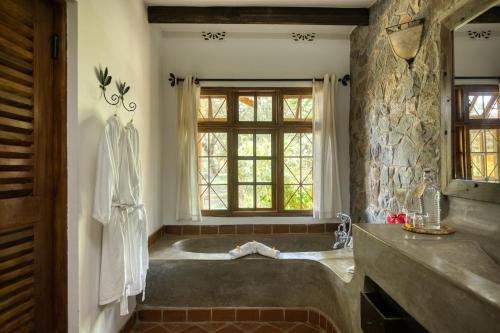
[143,231,355,332]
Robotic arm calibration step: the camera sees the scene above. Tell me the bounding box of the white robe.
[119,123,148,299]
[92,116,128,312]
[93,117,149,316]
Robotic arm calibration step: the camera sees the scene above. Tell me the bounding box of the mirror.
[453,18,500,183]
[440,3,500,203]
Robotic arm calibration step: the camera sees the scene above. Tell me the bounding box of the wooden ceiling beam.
[471,6,500,23]
[147,6,369,26]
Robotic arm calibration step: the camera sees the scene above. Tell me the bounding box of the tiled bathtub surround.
[164,224,338,236]
[132,307,338,333]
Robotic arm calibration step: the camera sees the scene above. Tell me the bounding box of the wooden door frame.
[51,1,68,332]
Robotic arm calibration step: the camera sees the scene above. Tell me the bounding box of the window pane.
[486,130,498,152]
[198,96,227,121]
[210,157,227,184]
[200,185,209,209]
[284,158,300,184]
[468,93,500,119]
[301,133,313,156]
[256,185,272,208]
[256,160,272,182]
[210,185,228,209]
[284,133,300,156]
[238,185,254,208]
[283,97,299,120]
[302,185,313,210]
[284,185,301,210]
[257,96,272,121]
[283,132,313,210]
[301,97,313,120]
[199,157,209,184]
[238,160,254,182]
[302,157,313,183]
[239,96,254,121]
[197,132,228,210]
[199,98,209,120]
[284,95,313,121]
[211,97,227,119]
[256,134,272,156]
[238,134,254,156]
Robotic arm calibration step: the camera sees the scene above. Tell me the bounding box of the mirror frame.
[440,0,500,204]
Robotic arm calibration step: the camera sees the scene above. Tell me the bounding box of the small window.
[198,88,313,216]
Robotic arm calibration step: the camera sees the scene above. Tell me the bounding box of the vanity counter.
[353,223,500,333]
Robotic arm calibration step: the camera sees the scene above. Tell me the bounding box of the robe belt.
[112,202,145,214]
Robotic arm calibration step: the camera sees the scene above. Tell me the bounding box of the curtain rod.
[168,73,351,87]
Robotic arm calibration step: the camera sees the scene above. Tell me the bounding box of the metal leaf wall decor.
[467,30,491,40]
[291,33,316,41]
[95,66,137,113]
[201,32,226,40]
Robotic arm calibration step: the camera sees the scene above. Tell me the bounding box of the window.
[197,88,313,216]
[454,85,500,183]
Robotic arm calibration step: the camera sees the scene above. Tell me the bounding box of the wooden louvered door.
[0,0,66,332]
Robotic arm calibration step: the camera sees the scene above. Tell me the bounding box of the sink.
[415,239,500,284]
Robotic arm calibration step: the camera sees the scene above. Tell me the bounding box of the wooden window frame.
[198,87,313,217]
[453,85,500,182]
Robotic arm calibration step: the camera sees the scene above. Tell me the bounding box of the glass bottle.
[420,169,441,229]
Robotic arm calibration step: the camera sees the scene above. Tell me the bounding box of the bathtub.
[172,233,337,253]
[144,232,355,332]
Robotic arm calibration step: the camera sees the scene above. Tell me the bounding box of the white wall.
[454,25,500,78]
[70,0,162,332]
[159,27,351,225]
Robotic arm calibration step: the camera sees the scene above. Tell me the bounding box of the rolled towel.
[254,242,280,259]
[347,265,355,274]
[229,242,255,259]
[229,241,280,259]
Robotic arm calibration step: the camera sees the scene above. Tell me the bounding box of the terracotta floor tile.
[179,325,208,333]
[288,324,320,333]
[132,322,158,332]
[163,323,195,333]
[268,322,296,331]
[234,322,262,332]
[215,324,245,333]
[196,323,227,331]
[251,324,282,333]
[144,325,171,333]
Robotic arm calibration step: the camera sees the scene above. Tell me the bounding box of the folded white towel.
[229,241,280,259]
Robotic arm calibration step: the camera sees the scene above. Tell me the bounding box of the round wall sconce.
[386,18,425,68]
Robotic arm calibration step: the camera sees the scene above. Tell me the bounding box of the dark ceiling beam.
[147,6,369,26]
[471,6,500,23]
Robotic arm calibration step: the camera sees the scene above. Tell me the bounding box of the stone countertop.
[355,223,500,312]
[149,233,355,283]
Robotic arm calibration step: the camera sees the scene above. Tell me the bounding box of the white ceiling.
[145,0,376,8]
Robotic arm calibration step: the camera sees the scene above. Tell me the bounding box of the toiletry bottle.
[420,169,441,229]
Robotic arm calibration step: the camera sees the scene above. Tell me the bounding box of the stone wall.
[349,0,496,223]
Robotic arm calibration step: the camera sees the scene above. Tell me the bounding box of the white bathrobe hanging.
[119,122,148,299]
[92,116,129,313]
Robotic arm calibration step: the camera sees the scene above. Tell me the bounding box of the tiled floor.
[132,321,323,333]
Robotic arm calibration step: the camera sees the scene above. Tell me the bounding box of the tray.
[402,224,456,235]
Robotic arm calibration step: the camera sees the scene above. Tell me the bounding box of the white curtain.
[176,76,202,221]
[312,74,343,219]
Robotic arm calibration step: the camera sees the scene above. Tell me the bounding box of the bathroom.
[0,0,499,332]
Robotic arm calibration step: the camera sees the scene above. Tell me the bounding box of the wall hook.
[96,66,137,113]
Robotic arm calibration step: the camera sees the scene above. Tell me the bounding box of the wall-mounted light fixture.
[386,18,425,68]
